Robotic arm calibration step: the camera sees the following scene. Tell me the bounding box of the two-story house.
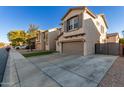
[35,28,60,51]
[56,6,108,56]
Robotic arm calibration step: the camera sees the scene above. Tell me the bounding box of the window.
[45,32,48,45]
[101,25,104,33]
[96,21,100,26]
[36,33,40,41]
[67,16,79,31]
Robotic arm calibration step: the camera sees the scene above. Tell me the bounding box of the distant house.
[107,33,120,43]
[35,28,60,51]
[56,6,108,56]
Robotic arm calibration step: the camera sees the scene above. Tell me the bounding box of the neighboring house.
[107,33,120,43]
[35,30,44,50]
[35,28,60,51]
[56,6,108,56]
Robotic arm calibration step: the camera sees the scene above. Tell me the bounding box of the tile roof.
[107,33,119,37]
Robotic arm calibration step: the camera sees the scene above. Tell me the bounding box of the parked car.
[15,46,21,49]
[15,45,27,49]
[25,46,30,49]
[20,45,27,49]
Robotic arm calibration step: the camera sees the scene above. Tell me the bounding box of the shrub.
[119,38,124,44]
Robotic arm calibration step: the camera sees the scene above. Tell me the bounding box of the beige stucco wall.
[56,40,60,52]
[96,15,107,43]
[63,29,83,37]
[35,42,42,50]
[83,11,94,20]
[83,11,107,43]
[83,18,100,56]
[47,29,60,51]
[35,31,45,50]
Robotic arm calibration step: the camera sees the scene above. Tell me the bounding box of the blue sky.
[0,6,123,43]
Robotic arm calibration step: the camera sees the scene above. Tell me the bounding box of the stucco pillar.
[60,42,62,53]
[83,42,88,56]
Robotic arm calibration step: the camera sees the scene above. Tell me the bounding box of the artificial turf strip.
[22,51,55,57]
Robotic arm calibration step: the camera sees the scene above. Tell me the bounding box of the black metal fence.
[95,43,120,55]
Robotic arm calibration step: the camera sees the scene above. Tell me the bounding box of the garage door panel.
[62,42,83,55]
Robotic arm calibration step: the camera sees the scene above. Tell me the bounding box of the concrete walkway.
[1,49,118,87]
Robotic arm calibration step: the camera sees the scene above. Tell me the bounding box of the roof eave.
[61,6,85,20]
[98,14,108,28]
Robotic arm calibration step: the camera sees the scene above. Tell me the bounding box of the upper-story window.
[67,16,79,31]
[96,21,100,26]
[101,25,104,34]
[36,33,40,41]
[45,32,48,45]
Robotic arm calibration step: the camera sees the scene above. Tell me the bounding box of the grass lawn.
[22,51,56,57]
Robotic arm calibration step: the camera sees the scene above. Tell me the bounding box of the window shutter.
[64,21,67,32]
[79,13,83,28]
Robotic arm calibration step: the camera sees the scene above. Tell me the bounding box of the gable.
[98,14,108,29]
[61,7,85,20]
[62,9,83,21]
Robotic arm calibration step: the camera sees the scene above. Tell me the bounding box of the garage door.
[62,41,84,55]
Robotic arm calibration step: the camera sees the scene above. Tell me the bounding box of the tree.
[7,24,39,50]
[0,42,5,48]
[8,30,26,46]
[26,24,39,51]
[28,24,39,33]
[119,38,124,44]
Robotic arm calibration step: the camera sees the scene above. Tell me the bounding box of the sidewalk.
[1,49,59,87]
[0,48,8,86]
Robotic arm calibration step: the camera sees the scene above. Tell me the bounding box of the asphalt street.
[0,48,9,86]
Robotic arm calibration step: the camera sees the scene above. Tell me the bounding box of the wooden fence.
[95,43,120,56]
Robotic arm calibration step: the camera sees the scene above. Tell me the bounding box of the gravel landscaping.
[98,57,124,87]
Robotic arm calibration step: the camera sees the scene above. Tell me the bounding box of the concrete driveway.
[28,53,118,87]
